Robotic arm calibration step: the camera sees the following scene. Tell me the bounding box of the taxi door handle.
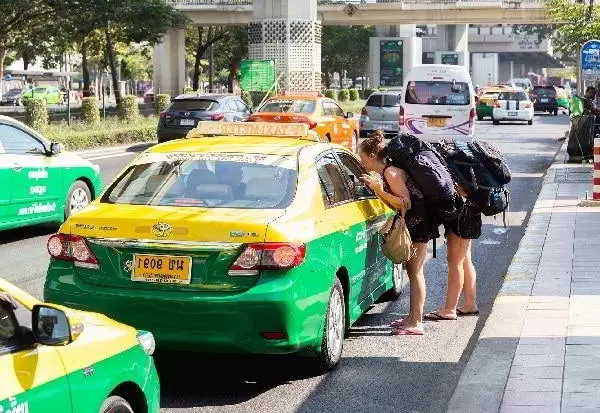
[12,164,23,172]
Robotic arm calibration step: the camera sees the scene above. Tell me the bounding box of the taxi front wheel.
[316,278,345,372]
[99,396,134,413]
[65,180,92,219]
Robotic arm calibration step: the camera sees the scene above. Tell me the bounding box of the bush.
[363,89,377,100]
[154,94,171,114]
[184,86,194,94]
[378,87,387,91]
[349,89,360,101]
[325,89,337,100]
[242,91,253,109]
[81,97,100,124]
[338,89,350,102]
[25,98,48,130]
[118,95,139,122]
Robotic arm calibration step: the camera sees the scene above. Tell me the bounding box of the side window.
[235,100,249,113]
[0,296,31,354]
[336,152,375,199]
[227,100,238,112]
[330,102,345,117]
[316,153,352,207]
[0,124,46,155]
[322,101,334,116]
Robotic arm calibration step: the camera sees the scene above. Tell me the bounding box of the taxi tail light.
[47,234,98,268]
[294,116,317,130]
[361,107,368,117]
[494,101,501,108]
[469,108,476,127]
[399,106,405,126]
[524,102,533,109]
[211,112,225,121]
[228,243,306,276]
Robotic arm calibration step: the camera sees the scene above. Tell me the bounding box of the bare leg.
[402,242,428,330]
[458,241,478,313]
[436,233,470,318]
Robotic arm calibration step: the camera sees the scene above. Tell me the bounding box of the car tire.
[351,131,358,153]
[65,180,92,219]
[554,109,558,116]
[383,264,403,300]
[528,119,533,125]
[493,119,499,125]
[316,278,345,372]
[99,396,134,413]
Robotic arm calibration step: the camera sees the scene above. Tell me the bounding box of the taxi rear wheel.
[99,396,134,413]
[65,180,92,219]
[316,278,345,372]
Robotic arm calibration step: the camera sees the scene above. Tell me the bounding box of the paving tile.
[524,310,569,319]
[512,354,564,367]
[509,366,563,380]
[500,405,560,413]
[563,378,600,393]
[562,392,600,407]
[567,336,600,345]
[502,390,561,406]
[565,344,600,356]
[564,363,600,379]
[515,343,565,356]
[504,378,563,392]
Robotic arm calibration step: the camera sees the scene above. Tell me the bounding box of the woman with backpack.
[358,131,440,336]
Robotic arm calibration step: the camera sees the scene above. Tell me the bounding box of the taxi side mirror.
[32,305,80,346]
[346,112,354,119]
[50,142,64,156]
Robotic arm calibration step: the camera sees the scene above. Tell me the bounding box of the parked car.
[0,116,103,231]
[0,88,24,106]
[530,86,559,115]
[248,95,359,152]
[359,91,401,139]
[157,94,252,143]
[492,90,534,125]
[21,86,63,105]
[0,277,160,413]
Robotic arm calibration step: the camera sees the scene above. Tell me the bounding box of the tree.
[186,26,230,91]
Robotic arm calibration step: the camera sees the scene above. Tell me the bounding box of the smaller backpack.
[434,139,511,222]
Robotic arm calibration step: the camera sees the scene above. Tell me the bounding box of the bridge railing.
[166,0,546,5]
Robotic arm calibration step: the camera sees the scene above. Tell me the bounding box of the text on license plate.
[373,123,388,131]
[427,118,447,128]
[132,254,192,284]
[180,118,195,126]
[540,98,549,103]
[508,111,518,116]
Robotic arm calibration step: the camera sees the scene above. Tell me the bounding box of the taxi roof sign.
[186,122,320,141]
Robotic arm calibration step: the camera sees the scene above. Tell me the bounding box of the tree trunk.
[0,47,6,100]
[81,38,91,97]
[193,27,204,91]
[228,59,240,93]
[105,27,121,102]
[324,71,331,89]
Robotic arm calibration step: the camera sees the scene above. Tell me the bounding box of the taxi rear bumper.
[44,262,327,355]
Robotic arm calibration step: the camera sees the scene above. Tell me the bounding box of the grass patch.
[342,100,366,115]
[41,116,158,151]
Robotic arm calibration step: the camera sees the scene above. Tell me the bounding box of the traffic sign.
[581,40,600,79]
[3,74,11,81]
[239,60,276,92]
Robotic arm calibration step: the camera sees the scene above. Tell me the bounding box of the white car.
[492,90,534,125]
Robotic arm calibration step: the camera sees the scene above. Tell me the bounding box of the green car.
[0,116,103,231]
[21,86,63,105]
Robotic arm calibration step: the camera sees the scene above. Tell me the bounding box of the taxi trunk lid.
[66,204,283,292]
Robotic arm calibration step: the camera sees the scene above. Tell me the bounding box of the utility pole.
[579,0,595,93]
[209,43,214,93]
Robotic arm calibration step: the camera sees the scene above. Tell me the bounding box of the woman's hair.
[359,130,387,161]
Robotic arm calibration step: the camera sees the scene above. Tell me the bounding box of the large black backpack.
[434,139,511,220]
[384,134,459,222]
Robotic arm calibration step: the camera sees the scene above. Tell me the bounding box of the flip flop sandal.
[457,309,480,316]
[391,327,424,336]
[424,311,458,321]
[389,318,407,328]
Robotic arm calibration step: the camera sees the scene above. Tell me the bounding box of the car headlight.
[137,331,156,356]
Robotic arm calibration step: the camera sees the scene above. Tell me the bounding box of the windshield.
[533,88,556,97]
[5,89,21,97]
[258,99,316,114]
[498,92,528,101]
[169,100,220,112]
[366,94,400,107]
[102,153,298,209]
[405,81,470,105]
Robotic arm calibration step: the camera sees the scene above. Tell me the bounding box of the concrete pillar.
[509,61,514,80]
[249,0,321,91]
[451,24,469,72]
[153,28,186,96]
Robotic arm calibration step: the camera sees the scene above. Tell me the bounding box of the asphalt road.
[0,114,568,413]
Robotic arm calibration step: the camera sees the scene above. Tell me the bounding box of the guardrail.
[166,0,546,5]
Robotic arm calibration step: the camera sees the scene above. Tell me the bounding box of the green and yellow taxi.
[1,277,160,413]
[44,122,401,370]
[21,86,63,105]
[0,116,103,231]
[555,86,571,111]
[476,86,506,120]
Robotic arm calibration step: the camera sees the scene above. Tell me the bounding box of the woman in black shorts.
[425,189,481,321]
[359,132,440,336]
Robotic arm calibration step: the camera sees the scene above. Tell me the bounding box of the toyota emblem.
[152,223,172,238]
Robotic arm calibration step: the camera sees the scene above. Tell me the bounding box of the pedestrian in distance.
[358,131,440,336]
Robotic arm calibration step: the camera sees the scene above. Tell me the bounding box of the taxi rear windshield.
[258,99,315,114]
[498,92,528,101]
[405,81,470,105]
[102,154,298,209]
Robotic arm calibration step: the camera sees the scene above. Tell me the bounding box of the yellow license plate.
[132,254,192,284]
[427,118,447,128]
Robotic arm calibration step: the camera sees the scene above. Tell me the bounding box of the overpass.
[167,0,550,25]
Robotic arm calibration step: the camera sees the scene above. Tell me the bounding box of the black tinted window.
[169,100,220,111]
[533,87,556,97]
[498,92,528,101]
[366,94,383,107]
[0,124,46,155]
[336,152,374,199]
[405,81,470,105]
[0,302,20,352]
[316,153,351,206]
[383,94,400,107]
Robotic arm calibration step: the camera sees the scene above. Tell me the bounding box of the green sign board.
[239,60,276,92]
[441,53,459,66]
[380,40,403,87]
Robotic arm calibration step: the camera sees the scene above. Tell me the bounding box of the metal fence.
[166,0,546,5]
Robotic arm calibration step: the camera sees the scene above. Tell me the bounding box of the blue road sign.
[581,40,600,74]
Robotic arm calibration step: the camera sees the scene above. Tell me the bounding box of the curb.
[446,142,569,413]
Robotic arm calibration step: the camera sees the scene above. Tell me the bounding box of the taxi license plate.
[132,254,192,284]
[180,118,195,126]
[540,98,549,103]
[508,111,518,116]
[427,118,447,128]
[373,123,387,131]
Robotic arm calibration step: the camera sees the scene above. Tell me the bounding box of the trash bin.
[567,114,595,162]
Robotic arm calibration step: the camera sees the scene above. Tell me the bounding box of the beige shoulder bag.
[379,171,413,264]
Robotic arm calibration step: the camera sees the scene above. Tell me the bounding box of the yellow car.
[476,87,507,120]
[1,278,160,413]
[44,122,400,371]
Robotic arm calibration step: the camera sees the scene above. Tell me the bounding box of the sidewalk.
[447,144,600,413]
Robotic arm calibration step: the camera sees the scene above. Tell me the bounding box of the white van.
[401,65,476,140]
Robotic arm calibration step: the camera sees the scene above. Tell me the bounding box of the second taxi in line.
[44,122,401,371]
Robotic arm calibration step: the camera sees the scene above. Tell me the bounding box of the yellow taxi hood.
[61,202,286,243]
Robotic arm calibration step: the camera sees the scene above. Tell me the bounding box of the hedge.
[118,95,139,122]
[242,91,253,109]
[349,88,360,101]
[25,98,48,130]
[338,89,350,102]
[81,97,100,124]
[325,89,337,100]
[43,123,156,151]
[154,94,171,114]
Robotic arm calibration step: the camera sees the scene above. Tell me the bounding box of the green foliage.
[342,100,366,115]
[338,89,350,102]
[378,87,387,91]
[25,98,48,130]
[81,97,100,124]
[249,91,268,108]
[118,95,139,122]
[42,117,157,151]
[242,91,253,109]
[349,89,360,101]
[325,89,338,100]
[154,94,171,114]
[322,26,376,87]
[184,87,195,94]
[363,89,377,99]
